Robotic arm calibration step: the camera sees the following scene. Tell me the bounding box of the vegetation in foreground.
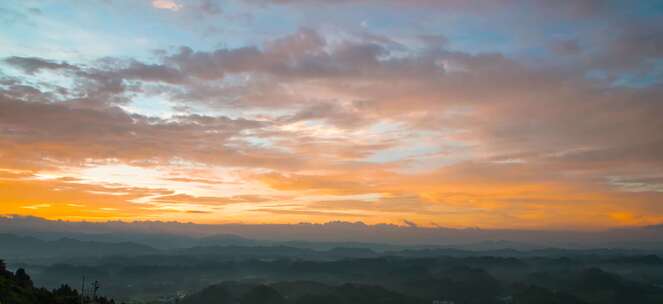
[0,259,120,304]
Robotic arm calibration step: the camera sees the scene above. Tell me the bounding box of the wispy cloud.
[151,0,182,11]
[21,204,51,210]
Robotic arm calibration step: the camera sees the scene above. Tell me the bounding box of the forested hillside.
[0,259,119,304]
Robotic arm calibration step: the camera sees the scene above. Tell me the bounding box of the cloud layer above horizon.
[1,0,662,229]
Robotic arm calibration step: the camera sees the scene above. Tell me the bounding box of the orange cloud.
[2,21,662,229]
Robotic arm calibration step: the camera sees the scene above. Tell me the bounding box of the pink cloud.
[151,0,182,11]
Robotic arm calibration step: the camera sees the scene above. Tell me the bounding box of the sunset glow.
[1,0,662,229]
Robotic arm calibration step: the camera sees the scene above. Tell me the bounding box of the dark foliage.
[0,260,120,304]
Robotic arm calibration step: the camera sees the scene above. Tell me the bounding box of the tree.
[53,284,81,303]
[0,259,11,278]
[240,285,286,304]
[513,286,587,304]
[15,268,33,289]
[0,264,122,304]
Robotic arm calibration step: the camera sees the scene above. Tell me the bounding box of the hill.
[0,234,158,260]
[0,259,119,304]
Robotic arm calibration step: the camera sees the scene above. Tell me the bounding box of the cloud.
[0,172,175,219]
[549,39,581,55]
[152,193,277,206]
[197,0,222,15]
[21,204,51,210]
[403,219,417,228]
[1,4,662,229]
[186,210,213,214]
[244,0,610,20]
[0,95,293,170]
[161,28,391,81]
[4,56,79,75]
[151,0,182,11]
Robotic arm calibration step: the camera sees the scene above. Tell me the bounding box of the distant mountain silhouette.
[197,234,259,247]
[178,245,318,258]
[0,233,157,259]
[324,247,377,258]
[3,215,663,250]
[2,231,662,264]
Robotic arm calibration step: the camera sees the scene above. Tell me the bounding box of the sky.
[0,0,662,230]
